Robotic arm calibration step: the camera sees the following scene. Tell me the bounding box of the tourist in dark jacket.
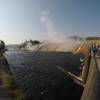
[91,44,97,55]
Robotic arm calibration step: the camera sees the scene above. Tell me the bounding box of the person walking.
[91,44,97,55]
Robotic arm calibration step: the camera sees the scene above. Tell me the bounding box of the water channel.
[4,48,84,100]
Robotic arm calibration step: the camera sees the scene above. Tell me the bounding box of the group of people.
[90,44,100,55]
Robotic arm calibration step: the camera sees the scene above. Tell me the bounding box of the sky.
[0,0,100,44]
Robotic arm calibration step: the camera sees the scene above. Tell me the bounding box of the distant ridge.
[69,35,84,41]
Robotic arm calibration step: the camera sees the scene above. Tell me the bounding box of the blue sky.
[0,0,100,44]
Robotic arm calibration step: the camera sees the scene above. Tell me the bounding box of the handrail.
[56,53,91,87]
[81,53,91,83]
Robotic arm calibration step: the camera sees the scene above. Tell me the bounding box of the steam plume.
[40,11,67,42]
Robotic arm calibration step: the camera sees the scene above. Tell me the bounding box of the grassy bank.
[0,55,27,100]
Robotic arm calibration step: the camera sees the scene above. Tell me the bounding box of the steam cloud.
[40,11,67,42]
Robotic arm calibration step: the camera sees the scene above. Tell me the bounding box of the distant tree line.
[86,37,100,40]
[21,40,41,48]
[29,40,41,44]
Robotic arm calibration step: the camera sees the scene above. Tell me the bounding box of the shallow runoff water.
[4,47,84,100]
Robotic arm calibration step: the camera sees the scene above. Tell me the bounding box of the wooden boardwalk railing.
[81,53,91,84]
[56,51,100,100]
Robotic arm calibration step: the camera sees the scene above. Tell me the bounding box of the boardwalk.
[81,52,100,100]
[96,55,100,71]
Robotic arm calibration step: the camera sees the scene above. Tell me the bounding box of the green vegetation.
[0,56,5,60]
[0,40,26,100]
[10,89,26,100]
[0,55,27,100]
[86,37,100,40]
[2,71,14,88]
[1,67,27,100]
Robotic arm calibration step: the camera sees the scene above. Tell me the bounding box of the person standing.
[97,45,100,54]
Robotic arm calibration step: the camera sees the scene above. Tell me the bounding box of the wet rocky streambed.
[4,50,84,100]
